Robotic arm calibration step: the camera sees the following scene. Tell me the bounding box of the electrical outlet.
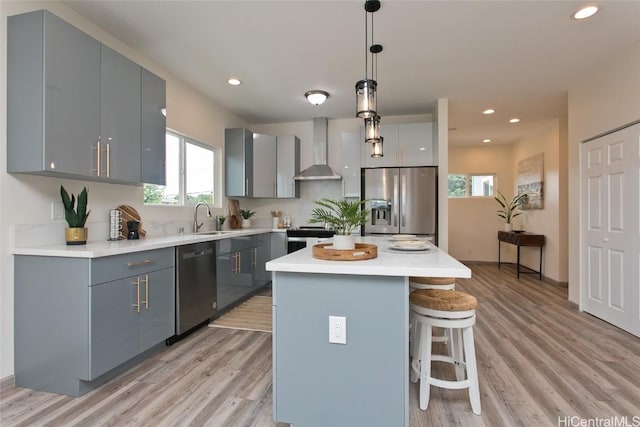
[329,316,346,345]
[51,202,64,220]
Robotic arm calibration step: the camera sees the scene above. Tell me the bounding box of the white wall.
[0,1,249,379]
[448,144,514,262]
[567,42,640,304]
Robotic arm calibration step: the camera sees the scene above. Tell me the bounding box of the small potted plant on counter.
[60,185,91,245]
[239,209,256,229]
[310,198,369,250]
[494,190,526,232]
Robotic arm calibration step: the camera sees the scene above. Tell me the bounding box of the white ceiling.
[63,0,640,146]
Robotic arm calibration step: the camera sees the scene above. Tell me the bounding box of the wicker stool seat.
[410,289,481,415]
[408,277,456,354]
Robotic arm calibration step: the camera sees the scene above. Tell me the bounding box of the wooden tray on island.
[312,243,377,261]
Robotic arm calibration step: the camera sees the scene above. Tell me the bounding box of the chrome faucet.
[193,202,212,233]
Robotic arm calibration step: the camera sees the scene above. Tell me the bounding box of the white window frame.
[143,129,216,206]
[448,173,496,198]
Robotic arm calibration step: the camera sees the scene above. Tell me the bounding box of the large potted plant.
[310,198,369,250]
[494,190,526,232]
[60,185,90,245]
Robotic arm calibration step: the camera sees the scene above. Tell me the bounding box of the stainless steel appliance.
[362,166,437,241]
[286,226,335,253]
[175,242,217,336]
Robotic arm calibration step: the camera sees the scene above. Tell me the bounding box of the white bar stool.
[408,277,456,354]
[409,289,481,415]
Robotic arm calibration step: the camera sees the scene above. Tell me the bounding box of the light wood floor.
[2,264,639,426]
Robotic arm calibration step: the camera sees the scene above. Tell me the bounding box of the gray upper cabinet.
[141,68,167,185]
[225,129,278,198]
[7,10,165,185]
[8,10,100,178]
[276,135,300,198]
[360,123,436,168]
[100,45,141,183]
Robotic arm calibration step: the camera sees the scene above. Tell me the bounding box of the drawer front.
[216,236,256,254]
[91,248,175,285]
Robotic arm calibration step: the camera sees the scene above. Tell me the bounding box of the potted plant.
[60,185,91,245]
[215,215,226,231]
[494,190,526,232]
[239,209,256,229]
[309,198,369,250]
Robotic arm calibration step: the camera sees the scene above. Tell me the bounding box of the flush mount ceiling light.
[356,0,384,156]
[227,78,241,86]
[509,118,521,123]
[572,5,599,20]
[305,90,329,105]
[482,109,495,115]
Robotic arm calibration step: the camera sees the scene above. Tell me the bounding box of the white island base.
[267,237,471,427]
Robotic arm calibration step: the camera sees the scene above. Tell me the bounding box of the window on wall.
[144,130,215,205]
[448,174,495,197]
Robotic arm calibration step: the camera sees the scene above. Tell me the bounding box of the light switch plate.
[329,316,346,344]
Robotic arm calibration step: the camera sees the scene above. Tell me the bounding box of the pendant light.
[371,137,384,158]
[355,0,381,119]
[364,114,380,142]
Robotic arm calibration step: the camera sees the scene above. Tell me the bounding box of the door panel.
[399,167,436,235]
[363,168,398,234]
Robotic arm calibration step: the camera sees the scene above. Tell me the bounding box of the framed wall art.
[517,153,544,210]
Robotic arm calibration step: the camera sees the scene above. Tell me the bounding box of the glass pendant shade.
[364,115,381,142]
[355,79,377,118]
[371,137,383,157]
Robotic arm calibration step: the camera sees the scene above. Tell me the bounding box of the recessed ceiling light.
[227,78,241,86]
[483,109,495,115]
[509,118,520,123]
[482,139,492,143]
[572,5,599,20]
[448,127,457,132]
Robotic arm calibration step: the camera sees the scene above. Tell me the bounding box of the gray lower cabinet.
[216,234,271,311]
[14,248,175,397]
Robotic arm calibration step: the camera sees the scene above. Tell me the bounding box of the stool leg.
[454,328,465,381]
[419,324,433,411]
[410,318,421,383]
[462,326,481,415]
[409,311,415,356]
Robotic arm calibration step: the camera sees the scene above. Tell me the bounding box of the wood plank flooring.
[2,264,639,426]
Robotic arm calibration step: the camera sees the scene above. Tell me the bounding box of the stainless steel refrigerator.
[362,167,437,241]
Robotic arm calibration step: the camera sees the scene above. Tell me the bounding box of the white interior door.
[581,122,639,337]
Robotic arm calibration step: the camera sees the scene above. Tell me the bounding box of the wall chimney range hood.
[294,118,342,180]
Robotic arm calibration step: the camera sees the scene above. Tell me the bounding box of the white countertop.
[266,236,471,278]
[12,228,277,258]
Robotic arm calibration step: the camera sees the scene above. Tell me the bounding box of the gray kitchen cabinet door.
[216,252,245,310]
[141,68,167,185]
[341,131,361,197]
[139,268,175,351]
[276,135,300,198]
[7,10,100,177]
[253,133,277,197]
[398,122,434,166]
[270,232,287,260]
[90,277,140,379]
[225,128,254,197]
[100,45,141,183]
[253,234,270,287]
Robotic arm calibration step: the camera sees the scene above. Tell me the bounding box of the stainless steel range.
[286,226,335,253]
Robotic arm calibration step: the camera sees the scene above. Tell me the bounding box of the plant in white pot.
[494,190,526,232]
[239,209,256,229]
[60,185,91,245]
[309,198,369,250]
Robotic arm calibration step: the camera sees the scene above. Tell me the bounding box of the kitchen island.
[266,236,470,427]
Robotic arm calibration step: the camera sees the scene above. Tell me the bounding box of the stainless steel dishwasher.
[175,241,217,337]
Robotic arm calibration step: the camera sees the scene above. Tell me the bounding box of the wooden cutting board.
[118,205,147,238]
[228,199,241,229]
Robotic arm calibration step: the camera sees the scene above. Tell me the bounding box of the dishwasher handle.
[181,247,214,259]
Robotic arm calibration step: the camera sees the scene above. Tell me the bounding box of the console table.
[498,231,545,279]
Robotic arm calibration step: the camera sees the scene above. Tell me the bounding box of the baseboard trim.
[0,374,15,391]
[461,261,568,288]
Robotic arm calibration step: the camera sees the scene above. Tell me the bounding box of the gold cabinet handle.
[127,259,156,268]
[93,140,101,176]
[140,274,149,310]
[131,277,140,313]
[245,178,249,196]
[252,248,257,267]
[105,141,111,177]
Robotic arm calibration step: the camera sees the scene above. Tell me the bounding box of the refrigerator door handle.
[393,174,399,227]
[401,174,407,227]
